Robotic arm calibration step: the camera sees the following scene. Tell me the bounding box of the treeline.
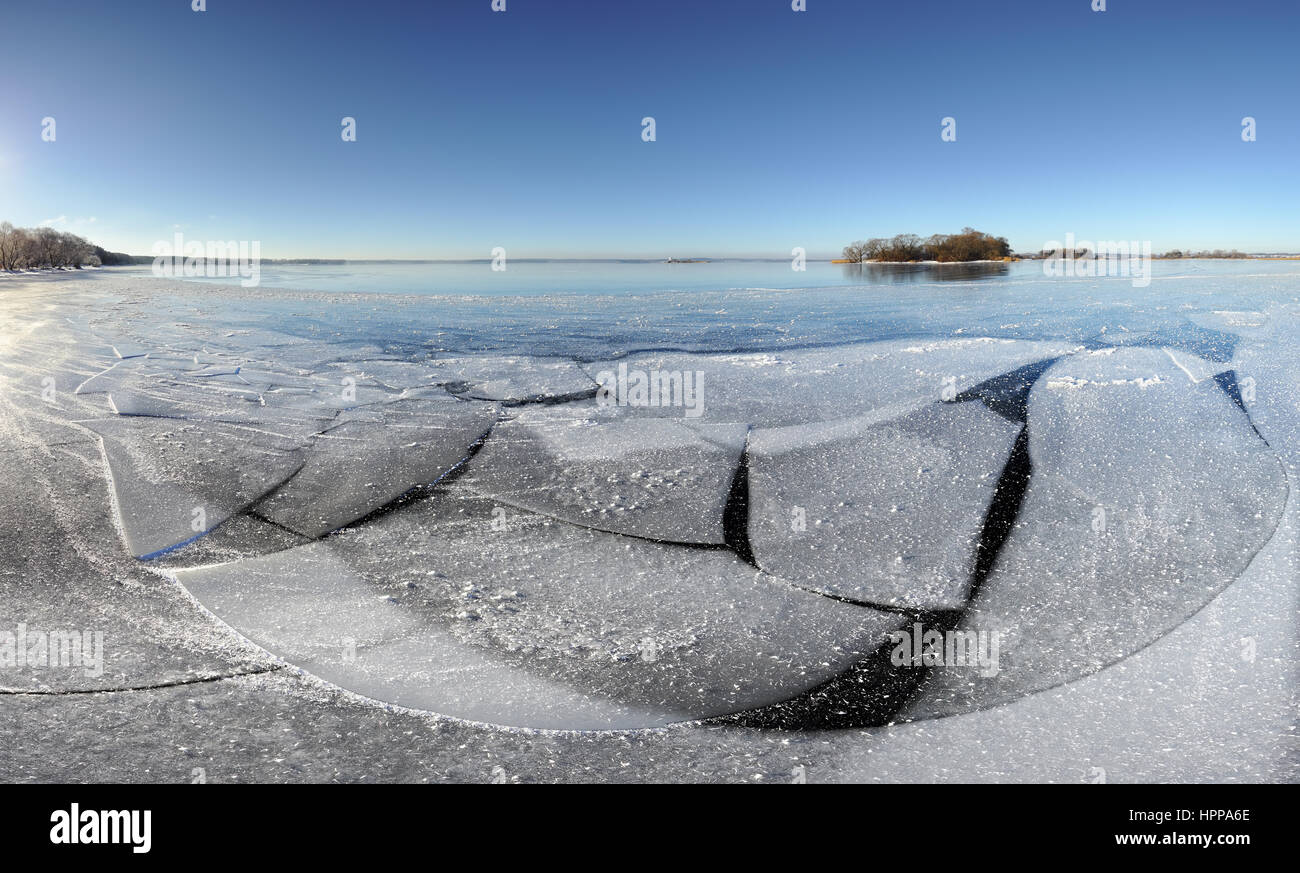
[1154,249,1250,259]
[0,222,137,271]
[841,228,1012,263]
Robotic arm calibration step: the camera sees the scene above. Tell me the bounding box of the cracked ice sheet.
[460,403,747,544]
[0,441,274,693]
[16,487,1295,780]
[411,354,597,403]
[105,376,343,438]
[748,401,1020,610]
[84,417,308,559]
[322,360,443,392]
[172,486,902,730]
[906,346,1288,718]
[835,450,1300,783]
[72,356,153,395]
[1094,321,1240,363]
[0,669,793,783]
[254,396,499,538]
[80,350,399,428]
[321,355,596,404]
[583,338,1079,428]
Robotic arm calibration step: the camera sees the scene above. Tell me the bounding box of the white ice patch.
[749,402,1020,610]
[461,404,747,544]
[173,487,902,730]
[908,347,1287,717]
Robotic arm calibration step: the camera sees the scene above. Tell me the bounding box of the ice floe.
[908,347,1288,716]
[254,396,499,538]
[174,487,902,729]
[461,404,748,544]
[748,401,1021,609]
[85,417,307,559]
[584,339,1078,427]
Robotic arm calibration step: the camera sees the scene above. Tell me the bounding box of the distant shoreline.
[832,258,1016,265]
[5,255,1300,279]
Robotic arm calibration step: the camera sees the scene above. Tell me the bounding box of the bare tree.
[16,228,38,268]
[33,227,61,267]
[0,222,15,270]
[0,223,99,269]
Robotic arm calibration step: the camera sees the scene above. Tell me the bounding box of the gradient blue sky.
[2,0,1297,258]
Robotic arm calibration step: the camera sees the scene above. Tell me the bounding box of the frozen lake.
[2,264,1297,777]
[99,258,1300,361]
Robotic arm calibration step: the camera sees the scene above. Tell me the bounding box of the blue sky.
[2,0,1297,258]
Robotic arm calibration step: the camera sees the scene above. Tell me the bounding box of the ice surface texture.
[62,320,1286,730]
[175,489,902,729]
[255,397,499,538]
[748,402,1021,610]
[907,347,1288,717]
[87,417,308,559]
[460,406,748,544]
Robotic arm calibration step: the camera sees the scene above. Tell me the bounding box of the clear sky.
[2,0,1297,258]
